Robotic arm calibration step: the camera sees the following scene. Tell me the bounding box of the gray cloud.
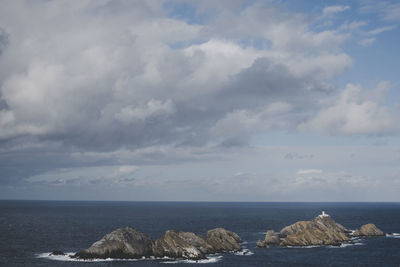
[0,28,8,56]
[284,153,315,160]
[0,1,348,153]
[299,82,399,135]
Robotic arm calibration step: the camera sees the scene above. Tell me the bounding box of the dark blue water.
[1,201,400,266]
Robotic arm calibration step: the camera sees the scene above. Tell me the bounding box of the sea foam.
[37,252,141,262]
[234,248,254,256]
[38,252,223,264]
[327,242,364,248]
[386,233,400,238]
[161,255,222,264]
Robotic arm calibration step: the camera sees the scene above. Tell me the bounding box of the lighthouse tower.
[319,210,330,218]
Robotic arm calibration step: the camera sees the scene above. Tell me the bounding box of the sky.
[0,0,400,201]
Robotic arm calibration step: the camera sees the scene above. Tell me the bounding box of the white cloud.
[323,5,350,16]
[263,102,292,116]
[211,102,293,145]
[356,24,396,47]
[358,2,400,22]
[27,165,139,186]
[299,82,399,135]
[385,3,400,21]
[12,144,400,201]
[284,152,314,160]
[115,99,175,124]
[296,169,323,175]
[366,25,397,35]
[359,37,376,46]
[180,39,263,96]
[292,170,381,195]
[106,165,138,183]
[339,21,368,31]
[0,1,355,148]
[286,52,352,80]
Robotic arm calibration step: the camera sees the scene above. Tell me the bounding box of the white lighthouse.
[319,210,330,218]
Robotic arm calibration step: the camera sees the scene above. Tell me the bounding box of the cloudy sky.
[1,0,400,201]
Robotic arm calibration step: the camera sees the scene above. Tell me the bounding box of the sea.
[1,201,400,266]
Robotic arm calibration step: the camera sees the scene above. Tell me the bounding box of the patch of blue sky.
[166,39,208,50]
[163,1,213,25]
[278,0,400,107]
[333,26,400,106]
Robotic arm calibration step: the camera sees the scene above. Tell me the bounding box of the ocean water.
[1,201,400,266]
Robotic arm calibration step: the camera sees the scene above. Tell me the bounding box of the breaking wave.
[37,252,142,262]
[386,233,400,238]
[234,248,254,256]
[161,256,222,264]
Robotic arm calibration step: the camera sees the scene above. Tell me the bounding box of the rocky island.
[353,223,385,237]
[73,227,153,259]
[257,230,280,247]
[68,226,242,260]
[257,211,385,248]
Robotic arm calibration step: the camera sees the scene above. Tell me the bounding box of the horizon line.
[1,199,399,203]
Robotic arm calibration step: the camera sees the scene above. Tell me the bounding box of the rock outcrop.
[153,228,243,259]
[280,216,349,238]
[257,240,266,248]
[280,216,350,247]
[279,220,311,238]
[50,250,65,256]
[74,227,153,259]
[71,226,243,260]
[206,228,243,252]
[353,223,385,237]
[257,230,280,247]
[152,230,213,260]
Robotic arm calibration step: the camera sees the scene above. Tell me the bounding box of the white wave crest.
[37,252,143,262]
[234,248,254,256]
[327,242,364,248]
[386,233,400,238]
[38,252,224,264]
[285,245,321,249]
[162,255,222,264]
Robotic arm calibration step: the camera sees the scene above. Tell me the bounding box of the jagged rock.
[257,230,280,247]
[152,230,213,260]
[353,230,361,236]
[265,230,280,245]
[257,239,266,248]
[280,216,350,247]
[281,227,345,246]
[50,250,65,256]
[280,216,349,238]
[206,228,242,252]
[74,227,153,259]
[280,220,310,238]
[353,223,385,237]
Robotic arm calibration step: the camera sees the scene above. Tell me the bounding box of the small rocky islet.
[51,211,386,261]
[257,211,385,248]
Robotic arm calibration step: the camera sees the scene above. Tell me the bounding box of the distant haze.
[0,0,400,201]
